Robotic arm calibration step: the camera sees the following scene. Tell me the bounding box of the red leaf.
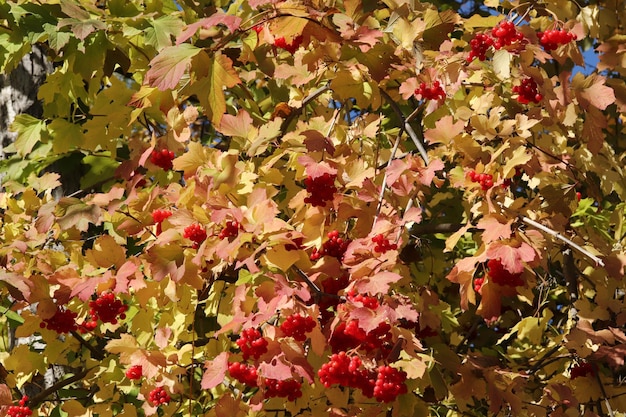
[176,13,242,45]
[477,216,514,243]
[257,355,293,381]
[354,271,402,295]
[201,352,229,389]
[145,44,202,91]
[486,242,535,274]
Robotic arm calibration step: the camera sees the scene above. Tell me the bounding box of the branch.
[27,367,91,408]
[373,127,404,228]
[379,89,429,165]
[520,216,605,267]
[595,365,616,417]
[279,84,330,134]
[408,222,465,236]
[71,331,105,361]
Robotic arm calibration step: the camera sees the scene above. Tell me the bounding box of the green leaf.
[145,43,202,91]
[11,114,46,156]
[145,15,183,50]
[81,154,120,189]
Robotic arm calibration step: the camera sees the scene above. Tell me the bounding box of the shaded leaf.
[145,44,202,91]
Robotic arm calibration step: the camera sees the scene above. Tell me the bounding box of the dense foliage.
[0,0,625,416]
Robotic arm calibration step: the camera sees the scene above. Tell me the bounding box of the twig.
[526,343,563,374]
[71,331,104,360]
[595,365,616,417]
[373,128,405,229]
[520,216,605,267]
[408,222,465,236]
[27,367,91,408]
[279,84,330,134]
[291,266,322,294]
[379,89,429,165]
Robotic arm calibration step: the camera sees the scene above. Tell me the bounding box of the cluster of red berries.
[265,378,303,401]
[125,364,143,380]
[218,220,242,240]
[330,320,392,355]
[347,290,379,309]
[151,209,172,235]
[513,77,542,104]
[487,259,524,287]
[7,396,31,417]
[310,230,351,261]
[473,275,485,293]
[148,386,171,406]
[414,81,446,100]
[82,292,128,331]
[40,307,78,334]
[274,35,303,54]
[228,362,258,387]
[538,29,576,51]
[570,361,595,379]
[372,233,398,254]
[183,224,207,248]
[318,353,407,403]
[150,148,175,171]
[304,173,337,207]
[491,20,524,49]
[467,170,494,190]
[236,327,268,360]
[467,33,494,62]
[280,313,316,341]
[317,275,350,325]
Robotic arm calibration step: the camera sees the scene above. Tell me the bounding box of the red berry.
[87,292,128,326]
[513,78,542,104]
[570,361,595,379]
[264,378,302,401]
[467,32,494,62]
[236,327,268,360]
[304,173,337,207]
[414,80,446,100]
[373,365,408,403]
[125,365,143,380]
[310,230,351,261]
[487,259,524,287]
[280,313,316,342]
[150,148,175,171]
[274,35,303,54]
[40,307,78,334]
[151,209,173,235]
[148,386,171,406]
[491,20,524,50]
[228,362,258,387]
[183,224,207,248]
[218,220,242,240]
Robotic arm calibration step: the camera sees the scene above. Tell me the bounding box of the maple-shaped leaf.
[0,271,32,302]
[145,44,202,91]
[353,271,402,295]
[486,241,535,274]
[219,109,256,139]
[201,352,229,389]
[85,235,126,269]
[10,114,46,156]
[477,216,514,243]
[176,13,242,44]
[573,73,616,111]
[55,197,102,232]
[257,354,294,381]
[424,116,465,145]
[105,334,167,379]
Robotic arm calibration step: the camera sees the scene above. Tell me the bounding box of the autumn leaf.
[424,116,465,145]
[486,241,536,274]
[10,114,46,156]
[145,44,202,91]
[201,352,229,389]
[176,13,242,45]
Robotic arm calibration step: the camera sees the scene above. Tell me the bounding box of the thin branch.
[379,89,429,165]
[291,266,322,294]
[520,216,605,267]
[280,84,330,134]
[27,367,91,408]
[408,222,465,236]
[71,331,104,360]
[373,128,405,229]
[595,366,616,417]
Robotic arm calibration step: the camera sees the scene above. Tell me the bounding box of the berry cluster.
[467,170,494,190]
[317,275,350,325]
[304,173,337,207]
[218,220,242,240]
[347,290,379,309]
[318,351,369,389]
[236,327,268,360]
[280,313,316,341]
[487,259,524,287]
[274,35,303,54]
[473,275,485,293]
[183,224,207,248]
[372,234,398,254]
[150,148,175,171]
[570,361,595,379]
[7,396,31,417]
[151,209,172,235]
[228,362,258,387]
[330,320,392,355]
[467,33,494,62]
[88,292,128,326]
[40,307,78,334]
[512,77,542,104]
[125,365,143,380]
[148,386,171,406]
[491,20,524,49]
[310,230,351,261]
[414,81,445,100]
[373,365,408,403]
[265,378,303,401]
[538,29,576,51]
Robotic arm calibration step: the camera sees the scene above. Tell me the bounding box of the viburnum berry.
[304,173,337,207]
[228,362,258,387]
[88,292,128,325]
[347,289,379,309]
[236,327,268,360]
[280,313,316,342]
[318,351,366,388]
[310,230,351,261]
[467,170,494,191]
[371,233,398,254]
[538,29,576,51]
[570,361,595,379]
[373,365,408,403]
[148,386,171,406]
[218,220,242,240]
[274,35,303,54]
[125,365,143,380]
[183,223,207,248]
[7,396,32,417]
[40,307,78,334]
[512,77,542,104]
[487,259,524,287]
[414,80,446,101]
[151,209,172,235]
[491,20,524,49]
[150,148,175,171]
[474,276,485,293]
[264,378,303,401]
[467,33,494,62]
[330,320,392,354]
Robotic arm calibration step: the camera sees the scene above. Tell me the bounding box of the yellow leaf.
[492,49,511,80]
[263,245,301,272]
